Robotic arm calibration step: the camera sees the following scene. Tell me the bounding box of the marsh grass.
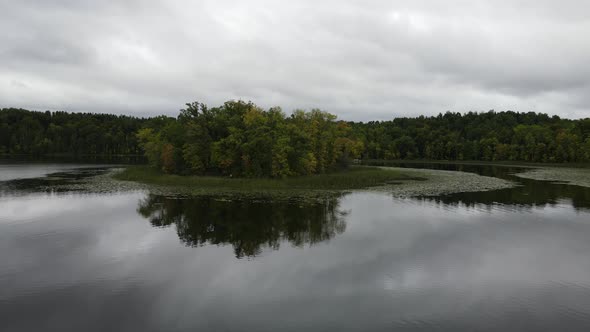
[113,166,423,191]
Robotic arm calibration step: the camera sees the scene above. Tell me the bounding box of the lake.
[1,162,590,331]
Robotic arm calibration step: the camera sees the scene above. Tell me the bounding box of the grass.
[112,165,423,192]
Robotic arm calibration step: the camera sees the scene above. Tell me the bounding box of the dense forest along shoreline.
[3,101,590,172]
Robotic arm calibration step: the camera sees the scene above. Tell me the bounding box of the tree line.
[353,111,590,163]
[0,108,147,156]
[2,102,590,176]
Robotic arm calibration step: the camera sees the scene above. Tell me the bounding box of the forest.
[2,101,590,177]
[0,108,147,156]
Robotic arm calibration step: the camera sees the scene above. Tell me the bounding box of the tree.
[136,128,163,168]
[393,136,416,159]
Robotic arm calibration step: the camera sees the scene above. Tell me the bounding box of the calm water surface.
[1,163,590,331]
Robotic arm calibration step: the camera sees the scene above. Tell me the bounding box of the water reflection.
[136,194,348,258]
[3,163,590,331]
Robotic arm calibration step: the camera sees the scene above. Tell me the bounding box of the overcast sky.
[1,0,589,120]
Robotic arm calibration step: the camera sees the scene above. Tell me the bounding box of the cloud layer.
[1,0,589,120]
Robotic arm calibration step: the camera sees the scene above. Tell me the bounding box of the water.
[1,163,590,331]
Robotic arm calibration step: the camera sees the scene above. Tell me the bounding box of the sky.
[1,0,589,121]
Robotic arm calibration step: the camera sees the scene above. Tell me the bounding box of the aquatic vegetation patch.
[515,168,590,188]
[112,166,421,191]
[1,165,517,200]
[367,167,516,197]
[111,165,516,198]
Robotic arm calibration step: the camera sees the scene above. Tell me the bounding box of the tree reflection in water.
[137,194,348,258]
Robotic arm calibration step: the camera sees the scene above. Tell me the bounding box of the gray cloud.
[1,0,589,120]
